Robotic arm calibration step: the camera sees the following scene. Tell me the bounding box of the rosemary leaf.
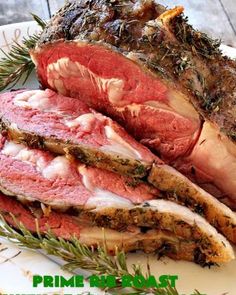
[0,15,44,92]
[31,13,47,30]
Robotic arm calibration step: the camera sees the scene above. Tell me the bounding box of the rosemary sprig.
[0,214,202,295]
[171,15,221,59]
[31,14,47,30]
[0,15,45,91]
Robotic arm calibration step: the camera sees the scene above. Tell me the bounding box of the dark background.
[0,0,236,47]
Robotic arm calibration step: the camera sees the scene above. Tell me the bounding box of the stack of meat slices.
[0,88,235,266]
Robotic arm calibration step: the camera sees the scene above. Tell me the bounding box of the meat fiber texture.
[31,0,236,210]
[0,89,235,245]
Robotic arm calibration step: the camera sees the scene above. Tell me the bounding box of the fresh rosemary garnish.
[31,13,47,30]
[0,214,202,295]
[0,15,45,91]
[170,15,221,59]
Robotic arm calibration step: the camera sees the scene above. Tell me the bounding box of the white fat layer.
[101,125,142,160]
[105,79,124,104]
[54,79,67,96]
[42,156,71,179]
[10,122,19,131]
[15,149,47,172]
[13,89,67,116]
[78,165,132,208]
[14,90,51,110]
[14,89,102,132]
[47,57,125,104]
[64,113,96,131]
[116,104,142,117]
[146,199,234,257]
[78,165,95,191]
[2,141,48,174]
[79,227,176,245]
[77,165,94,192]
[79,227,136,244]
[144,100,173,111]
[168,90,199,120]
[85,189,133,209]
[144,97,199,121]
[115,96,199,122]
[2,141,25,157]
[2,141,70,180]
[126,104,142,117]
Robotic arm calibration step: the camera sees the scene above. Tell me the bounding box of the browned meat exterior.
[0,130,235,244]
[170,14,236,140]
[1,89,236,243]
[0,193,234,265]
[37,0,235,139]
[32,0,236,209]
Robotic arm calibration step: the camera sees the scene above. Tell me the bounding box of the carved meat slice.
[0,89,158,178]
[0,192,234,265]
[0,134,235,246]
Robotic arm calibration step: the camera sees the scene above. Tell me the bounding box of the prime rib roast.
[0,0,235,265]
[31,0,236,210]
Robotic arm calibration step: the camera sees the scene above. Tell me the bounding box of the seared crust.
[149,164,236,244]
[1,120,150,178]
[1,119,236,244]
[0,193,234,265]
[37,0,236,142]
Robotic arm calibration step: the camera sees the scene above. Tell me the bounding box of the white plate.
[0,21,236,295]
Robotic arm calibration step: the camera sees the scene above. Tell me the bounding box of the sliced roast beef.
[1,88,236,242]
[0,134,235,245]
[0,193,234,265]
[0,136,157,208]
[31,0,236,209]
[0,89,159,178]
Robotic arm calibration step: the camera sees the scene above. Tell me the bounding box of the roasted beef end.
[0,193,234,265]
[31,0,236,209]
[37,0,236,138]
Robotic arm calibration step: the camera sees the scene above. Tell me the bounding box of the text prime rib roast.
[0,0,235,265]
